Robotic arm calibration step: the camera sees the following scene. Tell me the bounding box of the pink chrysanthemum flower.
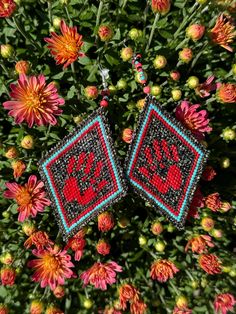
[173,306,192,314]
[3,74,64,128]
[45,20,84,69]
[80,261,122,290]
[4,175,50,222]
[64,230,86,261]
[214,293,236,314]
[187,187,204,219]
[28,245,75,290]
[175,101,212,140]
[195,76,218,98]
[150,259,179,282]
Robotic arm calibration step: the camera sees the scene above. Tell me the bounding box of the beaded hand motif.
[39,108,127,240]
[126,96,209,228]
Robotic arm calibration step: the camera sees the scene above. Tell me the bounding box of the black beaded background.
[132,113,196,211]
[38,108,127,241]
[126,95,209,229]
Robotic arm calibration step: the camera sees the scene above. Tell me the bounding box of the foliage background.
[0,0,236,313]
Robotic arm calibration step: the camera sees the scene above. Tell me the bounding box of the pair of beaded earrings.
[38,54,208,241]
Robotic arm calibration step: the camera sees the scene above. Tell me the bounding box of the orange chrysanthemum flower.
[3,74,64,128]
[30,300,43,314]
[119,283,147,314]
[205,192,221,212]
[185,235,214,254]
[44,20,84,68]
[24,231,53,250]
[217,83,236,103]
[198,254,222,274]
[4,175,50,222]
[0,0,16,18]
[28,245,75,290]
[150,259,179,282]
[210,14,236,52]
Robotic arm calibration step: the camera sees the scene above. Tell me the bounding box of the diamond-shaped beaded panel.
[39,108,127,241]
[126,96,209,229]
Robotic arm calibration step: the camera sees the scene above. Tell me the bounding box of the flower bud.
[222,266,231,273]
[201,217,214,231]
[122,128,133,144]
[196,0,208,4]
[108,85,117,94]
[0,252,13,265]
[21,135,34,149]
[186,24,205,41]
[11,160,26,179]
[53,285,65,298]
[96,239,111,256]
[2,211,10,219]
[151,85,162,96]
[98,25,113,42]
[0,44,14,58]
[83,298,93,309]
[52,17,62,29]
[30,300,43,314]
[129,28,142,40]
[191,280,199,289]
[73,115,83,125]
[98,211,115,232]
[136,98,146,110]
[153,55,167,69]
[45,306,63,314]
[220,157,230,169]
[221,127,236,142]
[220,201,231,212]
[187,76,199,89]
[5,146,18,159]
[179,48,193,63]
[0,266,16,286]
[118,216,129,228]
[154,241,166,252]
[151,221,163,235]
[22,221,36,236]
[232,64,236,76]
[151,0,171,15]
[229,270,236,277]
[139,235,147,246]
[0,304,9,314]
[60,0,70,4]
[176,296,188,308]
[211,229,223,239]
[120,47,133,62]
[15,60,30,75]
[167,224,174,232]
[117,79,127,90]
[84,86,98,100]
[171,89,182,101]
[170,70,181,81]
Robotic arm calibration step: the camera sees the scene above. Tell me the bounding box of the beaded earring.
[125,54,209,229]
[38,70,127,241]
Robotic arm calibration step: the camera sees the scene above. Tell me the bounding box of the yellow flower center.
[25,91,46,110]
[16,187,32,207]
[43,254,61,272]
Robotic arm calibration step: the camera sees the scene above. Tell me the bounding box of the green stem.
[65,6,72,26]
[185,269,194,281]
[173,3,199,39]
[169,280,180,295]
[48,1,52,24]
[0,63,10,77]
[145,13,159,52]
[121,0,128,10]
[189,42,208,72]
[96,0,103,27]
[12,17,40,50]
